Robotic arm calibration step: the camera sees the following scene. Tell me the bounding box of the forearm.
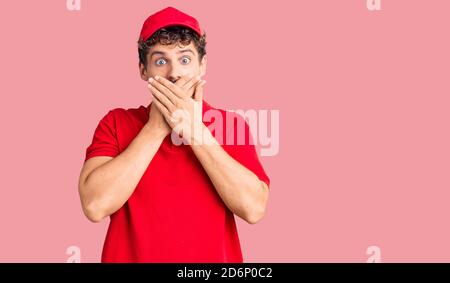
[190,125,269,224]
[82,124,167,220]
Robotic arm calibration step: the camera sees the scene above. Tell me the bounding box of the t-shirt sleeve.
[222,112,271,189]
[84,110,120,162]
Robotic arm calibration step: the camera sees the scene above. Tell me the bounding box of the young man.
[78,6,270,263]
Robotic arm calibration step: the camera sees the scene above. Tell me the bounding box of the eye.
[155,58,167,66]
[180,56,191,65]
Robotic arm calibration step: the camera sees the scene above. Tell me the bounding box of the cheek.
[182,64,201,76]
[147,66,167,78]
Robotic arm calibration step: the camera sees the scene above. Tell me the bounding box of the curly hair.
[138,26,207,68]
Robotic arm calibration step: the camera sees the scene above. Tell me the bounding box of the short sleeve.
[222,112,271,189]
[84,110,120,162]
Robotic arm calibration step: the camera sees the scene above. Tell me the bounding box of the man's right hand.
[145,75,202,135]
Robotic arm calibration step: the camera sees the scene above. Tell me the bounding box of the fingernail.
[155,75,160,80]
[149,78,154,83]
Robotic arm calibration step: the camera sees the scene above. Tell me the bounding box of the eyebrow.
[149,48,195,58]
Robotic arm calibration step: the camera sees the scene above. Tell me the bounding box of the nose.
[167,64,182,84]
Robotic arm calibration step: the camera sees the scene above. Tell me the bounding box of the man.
[78,6,270,263]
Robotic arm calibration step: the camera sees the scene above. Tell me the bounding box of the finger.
[151,95,171,121]
[184,80,202,99]
[149,77,180,106]
[180,76,202,99]
[154,76,184,99]
[175,76,190,88]
[194,80,206,102]
[148,83,176,112]
[184,75,202,92]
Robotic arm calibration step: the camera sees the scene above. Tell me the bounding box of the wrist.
[191,123,215,146]
[142,122,169,140]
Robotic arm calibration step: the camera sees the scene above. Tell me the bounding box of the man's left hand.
[148,75,207,144]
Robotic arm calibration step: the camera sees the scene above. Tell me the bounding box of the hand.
[173,75,203,99]
[148,75,206,144]
[145,101,171,136]
[145,75,202,137]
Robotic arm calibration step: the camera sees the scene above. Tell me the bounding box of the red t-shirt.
[84,100,270,263]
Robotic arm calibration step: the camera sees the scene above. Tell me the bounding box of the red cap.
[139,7,202,42]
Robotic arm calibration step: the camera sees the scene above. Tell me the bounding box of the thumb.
[194,80,206,102]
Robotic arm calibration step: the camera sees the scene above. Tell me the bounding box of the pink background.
[0,0,449,262]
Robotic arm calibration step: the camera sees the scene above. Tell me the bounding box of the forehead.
[148,41,198,57]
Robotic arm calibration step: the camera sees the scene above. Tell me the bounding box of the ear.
[139,63,148,81]
[199,55,207,77]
